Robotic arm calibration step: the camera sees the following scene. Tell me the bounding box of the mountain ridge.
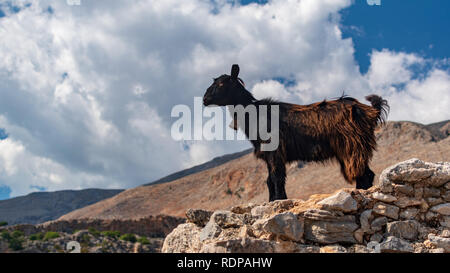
[0,189,123,225]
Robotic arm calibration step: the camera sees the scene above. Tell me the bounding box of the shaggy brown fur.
[203,64,389,201]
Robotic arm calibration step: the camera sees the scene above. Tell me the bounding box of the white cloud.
[0,0,448,197]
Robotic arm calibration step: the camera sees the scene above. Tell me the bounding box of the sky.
[0,0,449,200]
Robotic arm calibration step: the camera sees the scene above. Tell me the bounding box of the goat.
[203,64,389,201]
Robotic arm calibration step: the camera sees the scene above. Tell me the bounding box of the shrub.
[11,230,24,238]
[119,233,137,243]
[43,231,60,241]
[88,227,100,237]
[137,236,150,245]
[8,238,23,251]
[80,233,91,243]
[30,232,44,241]
[1,230,11,241]
[101,230,121,239]
[0,221,7,227]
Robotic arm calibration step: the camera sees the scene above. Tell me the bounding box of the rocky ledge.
[162,158,450,253]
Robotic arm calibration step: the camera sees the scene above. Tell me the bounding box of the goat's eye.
[218,82,224,87]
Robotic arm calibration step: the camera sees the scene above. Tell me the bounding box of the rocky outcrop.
[162,159,450,253]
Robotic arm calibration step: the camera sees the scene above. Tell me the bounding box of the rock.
[317,191,358,213]
[230,203,257,214]
[429,248,445,253]
[427,234,450,252]
[373,202,399,219]
[372,192,397,203]
[394,184,414,196]
[426,162,450,187]
[394,197,422,208]
[445,183,450,190]
[425,211,438,221]
[303,211,358,244]
[386,220,420,240]
[443,191,450,202]
[440,229,450,238]
[370,233,384,243]
[186,209,213,227]
[423,187,441,198]
[414,185,424,199]
[251,205,274,219]
[320,245,347,253]
[360,210,373,233]
[199,222,222,242]
[426,197,444,207]
[210,210,246,228]
[379,236,414,253]
[353,229,364,244]
[367,241,381,253]
[371,217,388,232]
[400,208,419,220]
[238,225,254,238]
[419,199,429,212]
[380,159,449,186]
[440,216,450,228]
[161,223,202,253]
[253,212,304,242]
[351,244,371,253]
[430,203,450,216]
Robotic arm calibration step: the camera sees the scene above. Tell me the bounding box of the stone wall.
[162,159,450,253]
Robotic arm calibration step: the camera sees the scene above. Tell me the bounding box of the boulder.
[386,220,420,240]
[373,202,399,219]
[161,223,202,253]
[303,211,358,244]
[379,158,450,186]
[253,212,303,242]
[379,236,414,253]
[317,191,358,213]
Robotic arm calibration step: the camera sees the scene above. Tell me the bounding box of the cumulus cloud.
[0,0,448,197]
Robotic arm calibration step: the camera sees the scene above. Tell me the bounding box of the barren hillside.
[60,121,449,220]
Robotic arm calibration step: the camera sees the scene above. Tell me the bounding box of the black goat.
[203,64,389,201]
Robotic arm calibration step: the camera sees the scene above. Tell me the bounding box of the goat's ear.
[231,64,239,79]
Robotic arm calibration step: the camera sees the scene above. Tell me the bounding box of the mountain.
[0,189,123,225]
[59,120,449,221]
[145,148,252,186]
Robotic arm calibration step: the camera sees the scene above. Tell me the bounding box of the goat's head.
[203,64,252,106]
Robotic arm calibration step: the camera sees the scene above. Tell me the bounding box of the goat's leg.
[267,157,287,201]
[265,173,276,202]
[265,161,275,201]
[356,166,375,190]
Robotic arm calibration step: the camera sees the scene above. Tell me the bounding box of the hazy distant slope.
[60,120,449,220]
[0,189,123,225]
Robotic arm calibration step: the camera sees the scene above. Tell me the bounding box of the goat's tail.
[365,94,389,125]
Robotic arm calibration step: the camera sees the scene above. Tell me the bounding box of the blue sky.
[0,0,448,200]
[340,0,450,73]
